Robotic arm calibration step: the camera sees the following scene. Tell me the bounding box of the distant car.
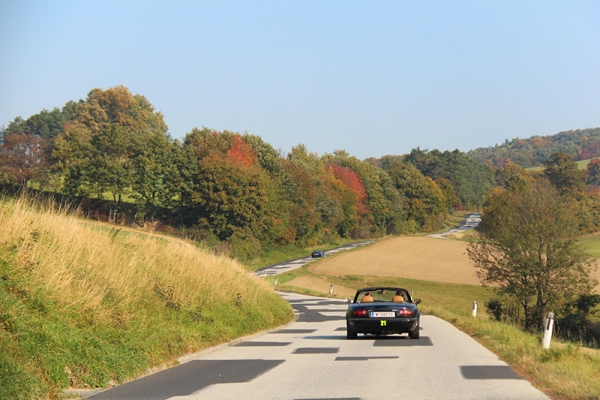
[311,250,324,258]
[346,287,421,340]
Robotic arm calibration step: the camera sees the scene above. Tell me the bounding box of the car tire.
[346,323,357,340]
[408,327,420,339]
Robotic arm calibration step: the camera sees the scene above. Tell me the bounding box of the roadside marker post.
[329,285,334,295]
[472,300,477,318]
[543,312,555,350]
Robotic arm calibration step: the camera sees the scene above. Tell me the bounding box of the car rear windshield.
[357,289,410,303]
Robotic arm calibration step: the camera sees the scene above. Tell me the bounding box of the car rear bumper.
[348,318,419,334]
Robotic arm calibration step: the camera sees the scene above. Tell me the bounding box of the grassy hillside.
[0,198,294,399]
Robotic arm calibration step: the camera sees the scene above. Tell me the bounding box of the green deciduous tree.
[192,153,272,241]
[185,127,233,160]
[467,178,597,330]
[3,102,77,142]
[129,128,174,208]
[495,163,534,191]
[404,148,495,208]
[89,124,134,202]
[162,139,199,212]
[53,86,171,206]
[434,177,460,212]
[543,152,587,195]
[385,161,447,232]
[575,191,600,233]
[280,160,321,245]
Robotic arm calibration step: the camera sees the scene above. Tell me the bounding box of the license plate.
[370,312,395,318]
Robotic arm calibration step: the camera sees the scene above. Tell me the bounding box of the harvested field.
[288,235,600,293]
[309,236,478,285]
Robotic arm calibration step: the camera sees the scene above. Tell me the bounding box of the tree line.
[0,86,493,260]
[1,85,598,342]
[468,127,600,168]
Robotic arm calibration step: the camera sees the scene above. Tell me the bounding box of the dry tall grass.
[0,198,276,324]
[1,197,294,397]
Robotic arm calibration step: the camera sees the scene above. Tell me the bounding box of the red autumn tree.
[227,135,257,168]
[326,164,369,216]
[323,168,359,237]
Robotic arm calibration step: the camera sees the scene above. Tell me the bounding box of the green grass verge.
[273,265,600,400]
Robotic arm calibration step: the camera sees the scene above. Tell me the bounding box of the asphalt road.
[428,213,482,239]
[254,241,375,277]
[87,292,549,400]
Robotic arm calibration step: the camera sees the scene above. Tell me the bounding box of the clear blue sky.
[1,1,598,159]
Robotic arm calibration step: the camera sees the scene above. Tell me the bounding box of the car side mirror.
[414,298,422,305]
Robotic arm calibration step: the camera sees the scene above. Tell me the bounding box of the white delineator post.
[329,285,334,295]
[472,300,477,318]
[543,312,555,350]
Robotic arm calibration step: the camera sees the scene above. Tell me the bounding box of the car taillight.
[353,309,368,317]
[397,308,414,317]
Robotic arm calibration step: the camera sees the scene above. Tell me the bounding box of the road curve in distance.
[254,241,374,277]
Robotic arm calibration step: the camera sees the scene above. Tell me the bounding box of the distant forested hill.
[467,128,600,168]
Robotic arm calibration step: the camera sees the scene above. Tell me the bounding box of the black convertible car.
[346,287,421,339]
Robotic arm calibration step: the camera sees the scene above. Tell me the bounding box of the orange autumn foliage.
[227,136,257,168]
[327,164,369,216]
